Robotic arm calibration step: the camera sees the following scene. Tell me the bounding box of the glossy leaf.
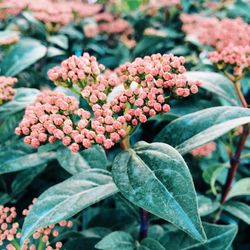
[197,195,220,217]
[154,106,250,155]
[21,169,118,244]
[227,178,250,200]
[185,72,240,105]
[223,201,250,224]
[95,231,134,250]
[139,238,165,250]
[1,39,47,76]
[0,88,39,119]
[56,145,108,174]
[159,222,237,250]
[112,141,206,242]
[0,152,55,174]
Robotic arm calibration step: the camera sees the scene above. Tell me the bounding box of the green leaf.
[11,164,47,195]
[21,169,118,244]
[95,231,134,250]
[202,165,228,195]
[56,145,108,174]
[155,106,250,155]
[1,38,47,76]
[112,141,206,242]
[0,88,39,119]
[160,222,237,250]
[47,35,68,49]
[185,72,240,106]
[0,30,19,41]
[0,152,55,174]
[0,111,23,141]
[227,178,250,200]
[223,201,250,224]
[139,238,165,250]
[197,195,220,217]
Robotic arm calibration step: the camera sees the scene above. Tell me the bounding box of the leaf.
[21,169,118,244]
[139,238,165,250]
[154,106,250,155]
[1,38,47,76]
[0,88,39,119]
[159,222,237,250]
[0,30,19,41]
[197,195,220,217]
[95,231,134,250]
[0,111,23,141]
[56,145,108,174]
[185,72,240,106]
[0,152,55,174]
[133,36,165,57]
[223,201,250,225]
[227,178,250,200]
[112,141,206,242]
[202,165,228,195]
[11,164,47,195]
[47,35,68,49]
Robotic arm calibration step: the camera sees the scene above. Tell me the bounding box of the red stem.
[139,209,149,240]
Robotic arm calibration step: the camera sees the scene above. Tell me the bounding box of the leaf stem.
[215,80,249,222]
[120,136,130,150]
[139,208,148,240]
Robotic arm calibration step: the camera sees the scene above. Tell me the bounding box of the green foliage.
[112,141,206,242]
[155,106,250,155]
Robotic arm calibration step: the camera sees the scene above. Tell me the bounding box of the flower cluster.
[181,14,250,77]
[17,53,200,152]
[191,142,216,157]
[0,33,20,46]
[0,76,17,105]
[1,199,73,250]
[83,11,133,43]
[0,0,101,30]
[208,45,250,77]
[48,53,105,88]
[15,89,79,149]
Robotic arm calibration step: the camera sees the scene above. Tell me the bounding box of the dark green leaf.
[112,141,206,242]
[21,169,118,244]
[1,39,47,76]
[223,201,250,224]
[155,106,250,155]
[139,238,165,250]
[185,72,240,106]
[95,231,134,250]
[160,222,237,250]
[197,195,220,217]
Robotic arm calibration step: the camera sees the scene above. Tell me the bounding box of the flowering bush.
[0,0,250,250]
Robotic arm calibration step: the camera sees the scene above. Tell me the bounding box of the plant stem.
[139,209,149,240]
[220,125,249,205]
[215,80,249,222]
[234,81,248,108]
[120,136,130,150]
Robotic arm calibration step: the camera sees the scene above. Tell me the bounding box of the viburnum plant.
[0,0,250,250]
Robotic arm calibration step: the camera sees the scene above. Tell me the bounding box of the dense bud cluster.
[0,76,17,105]
[208,45,250,77]
[181,14,250,77]
[191,142,216,157]
[17,53,201,152]
[1,200,73,250]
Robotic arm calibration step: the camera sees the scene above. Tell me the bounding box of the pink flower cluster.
[181,15,250,50]
[0,33,20,46]
[18,53,200,152]
[0,0,101,29]
[83,12,133,38]
[0,206,19,246]
[208,45,250,77]
[0,76,17,105]
[1,199,73,250]
[191,142,216,157]
[15,89,79,149]
[48,53,105,88]
[181,14,250,77]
